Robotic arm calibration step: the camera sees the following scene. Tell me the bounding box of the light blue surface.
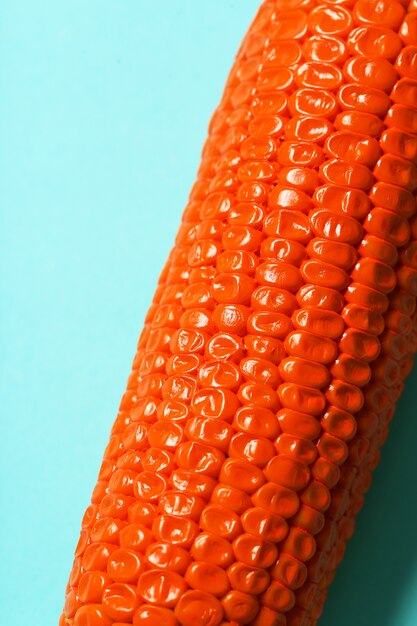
[1,2,416,625]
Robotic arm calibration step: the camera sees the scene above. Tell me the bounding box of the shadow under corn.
[319,364,417,626]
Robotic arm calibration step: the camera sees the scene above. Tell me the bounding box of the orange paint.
[61,2,417,625]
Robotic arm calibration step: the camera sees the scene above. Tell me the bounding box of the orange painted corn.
[61,1,417,625]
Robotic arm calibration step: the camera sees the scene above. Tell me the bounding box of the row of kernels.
[211,20,307,619]
[259,11,330,537]
[275,163,349,620]
[304,17,417,621]
[254,68,327,605]
[319,21,401,471]
[288,12,403,619]
[178,115,271,624]
[180,168,243,548]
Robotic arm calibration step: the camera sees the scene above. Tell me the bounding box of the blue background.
[1,1,417,624]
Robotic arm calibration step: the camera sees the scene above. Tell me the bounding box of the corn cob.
[60,1,417,625]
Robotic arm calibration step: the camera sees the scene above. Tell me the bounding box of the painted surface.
[1,2,417,624]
